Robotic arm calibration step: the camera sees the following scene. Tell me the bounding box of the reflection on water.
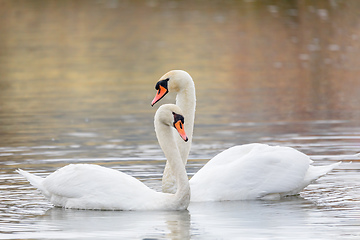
[27,208,191,239]
[1,0,360,239]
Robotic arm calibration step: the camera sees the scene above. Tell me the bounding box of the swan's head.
[155,104,188,142]
[151,70,192,106]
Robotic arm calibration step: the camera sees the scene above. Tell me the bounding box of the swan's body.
[190,143,340,201]
[17,104,190,210]
[152,70,341,201]
[17,164,181,210]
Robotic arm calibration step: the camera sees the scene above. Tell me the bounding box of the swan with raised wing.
[151,70,341,201]
[17,104,190,210]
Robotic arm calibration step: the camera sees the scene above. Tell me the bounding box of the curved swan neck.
[162,72,196,194]
[155,117,190,206]
[175,77,196,158]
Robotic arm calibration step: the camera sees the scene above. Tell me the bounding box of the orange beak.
[151,85,168,106]
[174,120,188,142]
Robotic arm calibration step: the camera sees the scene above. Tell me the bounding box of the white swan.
[17,104,190,210]
[151,70,341,201]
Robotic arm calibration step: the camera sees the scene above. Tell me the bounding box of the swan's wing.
[199,143,270,167]
[43,164,150,199]
[190,144,311,201]
[243,146,311,197]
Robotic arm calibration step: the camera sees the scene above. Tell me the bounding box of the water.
[1,0,360,239]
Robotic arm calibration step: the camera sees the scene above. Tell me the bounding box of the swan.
[17,104,191,210]
[151,70,341,201]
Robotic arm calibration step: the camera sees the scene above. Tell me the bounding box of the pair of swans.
[18,70,340,210]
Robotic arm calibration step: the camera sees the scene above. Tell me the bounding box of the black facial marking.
[155,78,169,91]
[172,112,185,128]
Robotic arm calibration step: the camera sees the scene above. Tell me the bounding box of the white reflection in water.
[5,208,191,239]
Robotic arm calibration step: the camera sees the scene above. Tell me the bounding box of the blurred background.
[0,0,359,160]
[1,1,360,238]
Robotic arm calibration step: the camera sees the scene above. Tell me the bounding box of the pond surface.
[1,0,360,239]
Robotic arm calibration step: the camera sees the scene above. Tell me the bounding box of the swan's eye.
[155,78,169,91]
[155,81,160,90]
[172,113,184,125]
[173,113,185,134]
[172,114,187,142]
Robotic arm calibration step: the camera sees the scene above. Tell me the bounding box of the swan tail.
[304,161,341,184]
[16,169,49,197]
[281,161,341,197]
